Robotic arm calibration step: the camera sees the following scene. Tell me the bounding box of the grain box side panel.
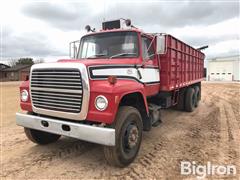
[159,35,205,92]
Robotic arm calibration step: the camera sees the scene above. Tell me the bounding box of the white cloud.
[170,18,239,42]
[0,0,239,64]
[168,18,240,58]
[205,39,240,58]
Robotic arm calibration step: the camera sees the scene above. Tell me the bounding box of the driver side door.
[140,35,160,96]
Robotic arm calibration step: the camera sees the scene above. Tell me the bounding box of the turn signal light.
[108,76,117,85]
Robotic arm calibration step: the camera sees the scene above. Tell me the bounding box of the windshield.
[78,31,139,59]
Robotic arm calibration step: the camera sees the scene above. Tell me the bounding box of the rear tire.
[176,89,185,111]
[103,106,143,167]
[24,128,61,145]
[184,88,195,112]
[194,86,200,107]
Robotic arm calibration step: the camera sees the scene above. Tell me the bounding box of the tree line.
[8,58,44,67]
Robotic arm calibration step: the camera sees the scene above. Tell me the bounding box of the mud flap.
[148,103,162,127]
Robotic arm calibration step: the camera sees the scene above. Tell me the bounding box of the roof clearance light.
[85,25,91,32]
[125,19,131,27]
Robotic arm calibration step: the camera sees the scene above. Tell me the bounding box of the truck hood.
[57,58,140,67]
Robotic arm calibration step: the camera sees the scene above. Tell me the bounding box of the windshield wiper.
[110,53,136,59]
[87,53,107,58]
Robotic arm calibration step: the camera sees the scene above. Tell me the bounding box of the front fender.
[19,79,148,125]
[86,79,147,124]
[19,80,32,112]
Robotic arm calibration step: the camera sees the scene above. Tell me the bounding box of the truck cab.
[16,19,204,167]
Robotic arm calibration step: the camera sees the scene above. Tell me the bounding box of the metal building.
[207,55,240,81]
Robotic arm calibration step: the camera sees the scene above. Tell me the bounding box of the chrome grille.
[30,68,83,113]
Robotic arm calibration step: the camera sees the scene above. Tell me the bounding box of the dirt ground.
[0,81,239,179]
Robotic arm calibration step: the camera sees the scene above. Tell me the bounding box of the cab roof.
[83,28,144,36]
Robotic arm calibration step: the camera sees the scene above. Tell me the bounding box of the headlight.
[21,89,29,102]
[95,95,108,111]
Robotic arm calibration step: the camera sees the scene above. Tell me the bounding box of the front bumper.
[16,113,115,146]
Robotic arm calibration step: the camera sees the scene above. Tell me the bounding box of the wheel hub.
[125,125,139,149]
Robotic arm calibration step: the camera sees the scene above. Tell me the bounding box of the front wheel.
[103,106,143,167]
[24,128,61,145]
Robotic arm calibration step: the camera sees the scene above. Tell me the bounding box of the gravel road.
[1,81,239,179]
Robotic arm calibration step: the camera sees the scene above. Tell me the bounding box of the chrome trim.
[32,71,80,74]
[32,104,80,112]
[21,89,29,102]
[95,95,108,111]
[31,84,83,89]
[31,93,82,100]
[31,75,80,78]
[31,81,82,85]
[16,113,115,146]
[30,63,90,121]
[32,97,81,105]
[33,100,81,108]
[31,78,81,81]
[31,87,82,93]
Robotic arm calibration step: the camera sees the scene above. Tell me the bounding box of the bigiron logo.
[180,161,237,178]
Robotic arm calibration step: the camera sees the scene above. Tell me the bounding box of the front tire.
[103,106,143,167]
[24,128,61,145]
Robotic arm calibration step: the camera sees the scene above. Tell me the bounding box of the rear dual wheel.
[176,89,185,110]
[184,86,200,112]
[103,106,143,167]
[194,86,200,107]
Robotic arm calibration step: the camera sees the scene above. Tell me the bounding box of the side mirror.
[69,40,80,59]
[156,35,166,54]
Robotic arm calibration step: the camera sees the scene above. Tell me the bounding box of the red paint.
[159,35,204,91]
[19,28,204,125]
[19,81,33,112]
[107,76,117,85]
[86,79,147,124]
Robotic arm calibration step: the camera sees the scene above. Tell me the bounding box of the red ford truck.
[16,19,205,167]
